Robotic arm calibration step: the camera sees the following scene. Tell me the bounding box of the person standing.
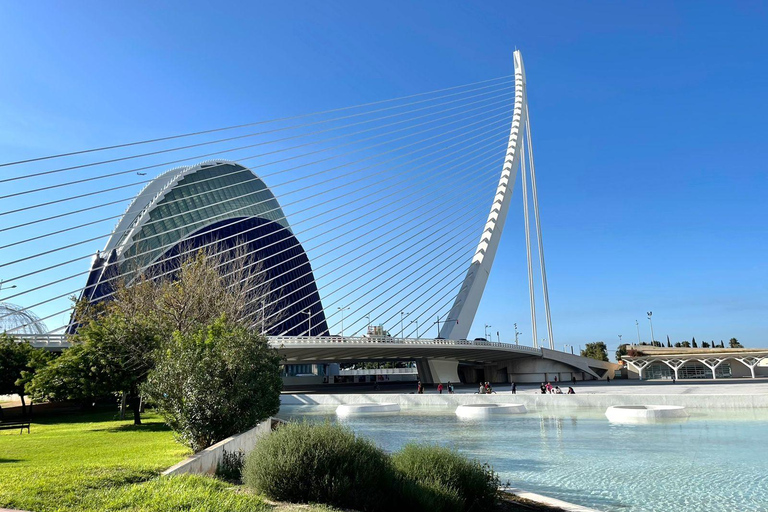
[437,383,444,394]
[511,382,517,394]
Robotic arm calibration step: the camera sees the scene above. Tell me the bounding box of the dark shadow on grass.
[0,458,22,463]
[96,421,172,433]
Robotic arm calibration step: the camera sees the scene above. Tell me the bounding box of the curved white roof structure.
[103,160,290,273]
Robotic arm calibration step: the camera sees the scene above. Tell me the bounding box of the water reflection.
[280,405,768,512]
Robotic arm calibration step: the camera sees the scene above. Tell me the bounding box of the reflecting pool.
[280,405,768,512]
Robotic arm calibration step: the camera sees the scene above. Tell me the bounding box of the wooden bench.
[0,419,31,434]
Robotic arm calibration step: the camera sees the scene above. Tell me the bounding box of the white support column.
[734,357,761,379]
[625,359,653,380]
[661,358,686,380]
[525,111,554,350]
[520,130,538,348]
[698,358,725,379]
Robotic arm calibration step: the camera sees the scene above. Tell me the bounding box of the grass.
[0,410,343,512]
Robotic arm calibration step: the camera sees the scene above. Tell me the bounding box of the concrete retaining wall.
[281,393,768,409]
[162,417,283,476]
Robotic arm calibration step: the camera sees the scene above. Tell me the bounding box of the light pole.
[635,320,641,344]
[337,306,349,337]
[400,311,410,339]
[409,319,419,338]
[514,323,521,345]
[564,343,570,353]
[484,324,492,340]
[0,279,17,293]
[434,315,441,337]
[304,309,312,336]
[647,311,655,346]
[365,313,371,335]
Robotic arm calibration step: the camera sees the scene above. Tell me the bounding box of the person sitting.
[567,387,575,394]
[555,386,563,394]
[478,383,485,394]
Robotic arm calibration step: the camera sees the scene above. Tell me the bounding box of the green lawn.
[0,410,340,512]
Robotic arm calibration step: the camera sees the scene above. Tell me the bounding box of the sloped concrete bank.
[281,392,768,409]
[163,417,284,476]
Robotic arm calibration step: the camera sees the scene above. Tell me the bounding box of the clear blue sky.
[1,1,766,356]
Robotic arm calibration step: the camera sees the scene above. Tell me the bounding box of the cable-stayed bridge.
[0,51,617,383]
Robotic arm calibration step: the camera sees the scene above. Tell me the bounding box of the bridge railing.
[10,333,69,347]
[268,335,541,353]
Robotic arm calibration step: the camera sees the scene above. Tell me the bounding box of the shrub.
[216,449,245,483]
[143,317,282,451]
[392,443,500,512]
[243,421,396,512]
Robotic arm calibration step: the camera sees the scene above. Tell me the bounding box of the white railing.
[11,333,69,347]
[339,367,419,376]
[268,335,542,353]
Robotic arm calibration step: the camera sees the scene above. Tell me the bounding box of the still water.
[280,405,768,512]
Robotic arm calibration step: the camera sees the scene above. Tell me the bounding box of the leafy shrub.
[216,449,245,483]
[143,317,282,451]
[392,443,500,512]
[243,421,396,512]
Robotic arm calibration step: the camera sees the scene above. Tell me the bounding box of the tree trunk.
[19,394,26,417]
[130,385,141,425]
[120,392,127,420]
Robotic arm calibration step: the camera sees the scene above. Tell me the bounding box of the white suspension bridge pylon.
[1,50,554,355]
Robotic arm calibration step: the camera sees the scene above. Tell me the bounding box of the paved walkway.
[285,378,768,396]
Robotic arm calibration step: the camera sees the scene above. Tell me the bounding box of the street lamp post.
[400,311,409,339]
[635,320,641,344]
[647,311,655,346]
[365,313,371,335]
[484,324,492,340]
[0,279,17,293]
[337,306,350,337]
[514,323,521,345]
[409,319,419,338]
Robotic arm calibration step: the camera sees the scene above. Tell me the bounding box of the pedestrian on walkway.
[437,383,444,394]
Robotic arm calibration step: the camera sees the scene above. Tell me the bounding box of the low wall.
[281,393,768,409]
[162,417,283,476]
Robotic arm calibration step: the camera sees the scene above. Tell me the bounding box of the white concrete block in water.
[455,403,527,419]
[335,403,400,416]
[605,405,688,424]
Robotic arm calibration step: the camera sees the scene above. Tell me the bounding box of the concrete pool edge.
[281,393,768,409]
[502,488,601,512]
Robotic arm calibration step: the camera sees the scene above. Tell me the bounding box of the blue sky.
[1,1,766,356]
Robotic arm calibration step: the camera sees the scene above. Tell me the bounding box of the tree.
[143,317,282,451]
[729,338,743,348]
[0,335,53,416]
[720,340,725,348]
[667,335,671,348]
[692,340,698,348]
[615,344,627,362]
[581,342,608,362]
[680,341,691,348]
[28,310,161,425]
[702,342,710,348]
[30,249,280,425]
